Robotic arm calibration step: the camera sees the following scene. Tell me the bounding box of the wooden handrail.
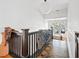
[3,27,53,58]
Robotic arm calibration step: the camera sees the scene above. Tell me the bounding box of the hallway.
[37,39,69,58]
[48,39,69,58]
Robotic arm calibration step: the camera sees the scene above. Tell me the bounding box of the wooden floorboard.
[37,39,69,58]
[48,39,69,58]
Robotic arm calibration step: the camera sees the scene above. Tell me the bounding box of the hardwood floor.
[37,39,69,58]
[48,39,69,58]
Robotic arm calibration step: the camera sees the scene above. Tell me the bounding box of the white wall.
[0,0,46,44]
[67,0,79,58]
[67,29,75,58]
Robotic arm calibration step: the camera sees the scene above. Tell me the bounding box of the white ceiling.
[32,0,69,19]
[33,0,68,11]
[43,8,68,19]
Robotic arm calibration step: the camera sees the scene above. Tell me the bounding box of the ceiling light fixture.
[44,0,47,2]
[37,0,51,14]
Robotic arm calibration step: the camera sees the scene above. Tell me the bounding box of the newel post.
[21,29,29,57]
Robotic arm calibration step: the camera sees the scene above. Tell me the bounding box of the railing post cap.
[21,29,29,31]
